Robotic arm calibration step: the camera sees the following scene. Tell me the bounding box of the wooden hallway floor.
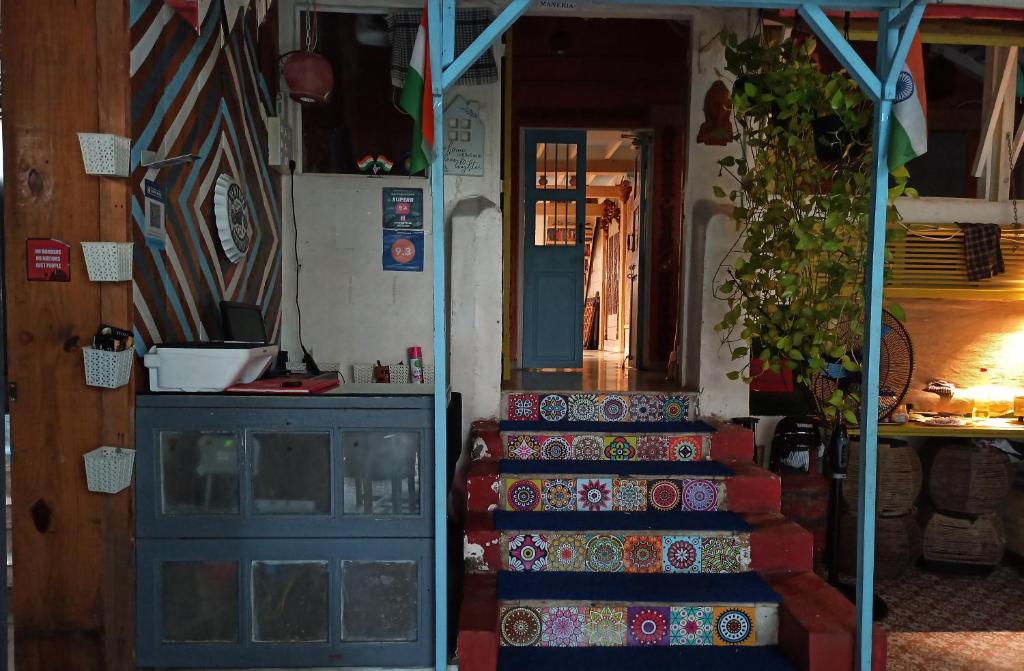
[503,350,684,393]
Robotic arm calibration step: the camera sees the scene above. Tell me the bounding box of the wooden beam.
[538,158,634,173]
[785,16,1024,47]
[972,46,1018,180]
[587,185,624,198]
[536,202,609,217]
[3,2,134,670]
[604,138,626,159]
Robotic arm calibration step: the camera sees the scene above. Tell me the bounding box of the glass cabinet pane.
[341,432,420,515]
[251,432,331,515]
[161,561,239,643]
[252,561,329,643]
[340,560,418,642]
[160,431,240,515]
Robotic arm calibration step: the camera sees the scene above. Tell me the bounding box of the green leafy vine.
[714,33,912,423]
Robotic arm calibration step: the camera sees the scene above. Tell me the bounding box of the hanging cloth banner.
[162,0,213,33]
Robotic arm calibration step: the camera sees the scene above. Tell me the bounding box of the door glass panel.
[536,142,578,190]
[341,432,420,515]
[340,560,418,642]
[252,561,329,643]
[161,561,239,643]
[160,431,240,515]
[533,200,578,247]
[251,432,331,515]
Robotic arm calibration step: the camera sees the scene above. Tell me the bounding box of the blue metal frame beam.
[442,0,456,67]
[427,2,447,670]
[883,1,926,98]
[799,3,882,101]
[440,0,532,90]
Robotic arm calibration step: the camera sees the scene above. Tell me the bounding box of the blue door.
[522,130,587,369]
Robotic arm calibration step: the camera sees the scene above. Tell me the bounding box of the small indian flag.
[399,4,435,175]
[888,34,927,171]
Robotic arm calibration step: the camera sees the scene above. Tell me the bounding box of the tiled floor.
[877,563,1024,670]
[504,350,683,393]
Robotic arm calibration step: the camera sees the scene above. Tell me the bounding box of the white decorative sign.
[444,95,485,177]
[214,174,252,263]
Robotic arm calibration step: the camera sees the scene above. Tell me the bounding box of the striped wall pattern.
[130,0,281,351]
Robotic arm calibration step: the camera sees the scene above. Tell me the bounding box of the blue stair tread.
[494,510,749,532]
[501,459,734,477]
[500,420,716,433]
[499,646,797,670]
[498,571,782,604]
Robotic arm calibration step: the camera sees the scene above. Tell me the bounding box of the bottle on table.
[973,367,991,420]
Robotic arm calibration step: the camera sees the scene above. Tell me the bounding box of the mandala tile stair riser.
[499,604,765,647]
[507,393,693,423]
[503,477,727,512]
[501,533,751,574]
[505,433,708,462]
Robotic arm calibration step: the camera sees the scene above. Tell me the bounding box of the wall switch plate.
[266,116,293,171]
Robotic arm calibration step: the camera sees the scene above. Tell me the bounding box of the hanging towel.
[957,223,1005,281]
[386,9,498,88]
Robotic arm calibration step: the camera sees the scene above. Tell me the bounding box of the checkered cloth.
[957,222,1005,281]
[385,8,498,88]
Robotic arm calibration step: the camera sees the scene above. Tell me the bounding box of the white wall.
[278,0,505,442]
[281,173,435,374]
[680,9,755,419]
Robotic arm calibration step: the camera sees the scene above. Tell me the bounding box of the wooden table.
[852,418,1024,440]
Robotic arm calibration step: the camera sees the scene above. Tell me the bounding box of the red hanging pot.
[282,51,334,105]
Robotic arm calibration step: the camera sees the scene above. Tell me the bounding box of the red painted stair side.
[724,460,781,513]
[458,573,499,671]
[767,572,887,671]
[745,513,814,574]
[707,419,754,461]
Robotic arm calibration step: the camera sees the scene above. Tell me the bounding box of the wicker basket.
[843,441,923,517]
[922,511,1005,568]
[1001,488,1024,557]
[839,512,921,579]
[929,445,1011,515]
[83,446,135,494]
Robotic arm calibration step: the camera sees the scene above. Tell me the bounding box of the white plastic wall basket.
[83,446,135,494]
[77,132,131,177]
[83,347,134,389]
[81,242,133,282]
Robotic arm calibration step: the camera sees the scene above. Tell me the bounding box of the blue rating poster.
[382,229,424,272]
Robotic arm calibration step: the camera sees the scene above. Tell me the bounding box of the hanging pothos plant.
[714,33,913,423]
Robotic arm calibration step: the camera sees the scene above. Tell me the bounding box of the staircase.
[458,391,887,671]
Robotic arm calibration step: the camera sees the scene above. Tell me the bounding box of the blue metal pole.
[855,9,898,671]
[428,1,448,669]
[441,0,532,90]
[799,4,881,102]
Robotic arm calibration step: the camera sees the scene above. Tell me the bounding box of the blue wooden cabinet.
[135,393,434,668]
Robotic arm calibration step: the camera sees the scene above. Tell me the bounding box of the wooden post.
[2,2,134,670]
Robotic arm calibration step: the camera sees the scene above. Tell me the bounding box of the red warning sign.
[26,238,71,282]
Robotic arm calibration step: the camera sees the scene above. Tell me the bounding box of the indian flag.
[399,4,436,175]
[888,34,927,171]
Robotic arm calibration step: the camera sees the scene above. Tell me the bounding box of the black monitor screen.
[221,302,268,344]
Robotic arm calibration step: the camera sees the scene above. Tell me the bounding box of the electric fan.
[808,308,914,421]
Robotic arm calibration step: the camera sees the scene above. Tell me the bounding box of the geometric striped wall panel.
[130,0,282,352]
